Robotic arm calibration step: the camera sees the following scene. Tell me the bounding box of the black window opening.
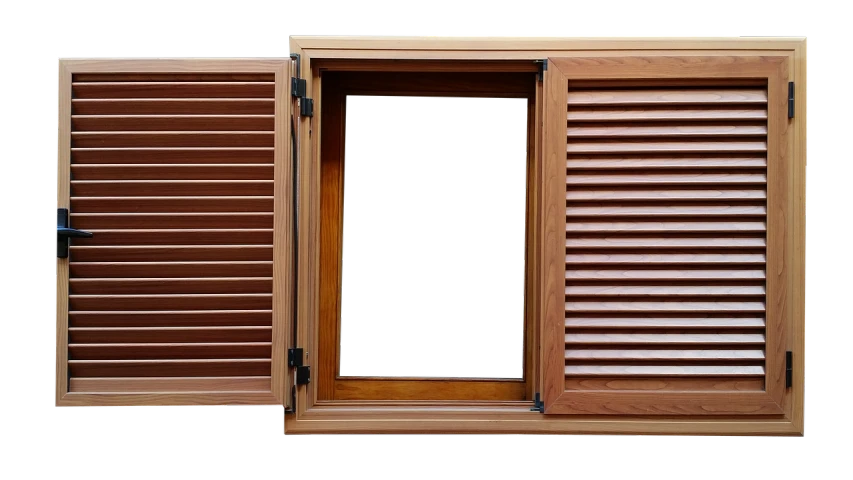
[340,97,527,379]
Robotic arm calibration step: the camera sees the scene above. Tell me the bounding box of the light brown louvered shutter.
[56,60,292,405]
[540,56,792,415]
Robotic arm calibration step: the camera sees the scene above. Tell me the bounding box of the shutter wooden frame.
[56,59,293,406]
[540,55,790,415]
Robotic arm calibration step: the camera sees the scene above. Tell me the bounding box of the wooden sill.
[285,401,802,435]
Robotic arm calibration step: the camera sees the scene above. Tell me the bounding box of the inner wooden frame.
[288,36,806,435]
[539,56,790,415]
[317,69,538,401]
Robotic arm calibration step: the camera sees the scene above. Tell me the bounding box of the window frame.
[315,69,538,402]
[287,36,805,435]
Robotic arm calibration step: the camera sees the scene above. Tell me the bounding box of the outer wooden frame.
[56,59,292,406]
[540,55,789,416]
[286,37,805,435]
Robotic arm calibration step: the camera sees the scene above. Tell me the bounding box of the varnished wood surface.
[58,60,290,406]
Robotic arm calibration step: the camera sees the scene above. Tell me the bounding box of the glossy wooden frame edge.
[286,37,805,435]
[55,59,291,406]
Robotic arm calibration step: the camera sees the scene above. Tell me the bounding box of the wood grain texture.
[543,55,786,417]
[57,60,290,406]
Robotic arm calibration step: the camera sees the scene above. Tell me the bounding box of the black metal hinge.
[288,348,311,385]
[786,351,793,388]
[290,53,314,117]
[300,97,314,117]
[57,208,92,258]
[530,392,544,413]
[788,82,795,119]
[535,59,548,82]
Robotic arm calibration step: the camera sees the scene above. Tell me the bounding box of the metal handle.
[57,208,92,258]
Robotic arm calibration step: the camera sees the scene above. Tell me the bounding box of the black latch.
[300,97,314,117]
[57,208,92,258]
[530,392,544,413]
[535,59,548,82]
[288,348,304,367]
[291,77,306,98]
[786,351,793,388]
[296,366,310,385]
[788,82,795,119]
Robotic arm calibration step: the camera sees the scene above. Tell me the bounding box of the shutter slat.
[72,115,275,131]
[567,123,767,137]
[71,196,273,213]
[71,82,275,98]
[72,99,275,115]
[68,294,273,311]
[564,365,765,376]
[69,376,272,393]
[566,204,766,217]
[72,132,273,148]
[71,180,273,196]
[68,359,272,377]
[70,261,273,277]
[567,188,766,202]
[566,89,768,105]
[69,343,271,360]
[565,252,766,265]
[565,237,766,249]
[565,269,765,281]
[566,221,766,233]
[70,278,272,294]
[71,213,273,229]
[565,333,765,345]
[68,326,272,343]
[71,147,273,164]
[565,285,765,297]
[565,301,766,312]
[566,173,766,186]
[565,349,765,360]
[567,156,767,169]
[567,107,768,122]
[71,165,273,180]
[567,140,766,153]
[565,317,766,329]
[71,230,273,246]
[69,246,273,262]
[69,310,272,328]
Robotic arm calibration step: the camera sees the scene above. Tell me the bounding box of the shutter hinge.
[786,351,793,388]
[290,53,314,118]
[300,97,314,117]
[288,348,311,386]
[530,392,544,413]
[57,208,93,258]
[535,59,548,82]
[788,81,795,119]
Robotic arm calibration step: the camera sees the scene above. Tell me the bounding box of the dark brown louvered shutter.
[540,56,791,415]
[57,60,291,405]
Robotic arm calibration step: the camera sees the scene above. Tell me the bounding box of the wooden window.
[56,60,292,405]
[540,56,790,415]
